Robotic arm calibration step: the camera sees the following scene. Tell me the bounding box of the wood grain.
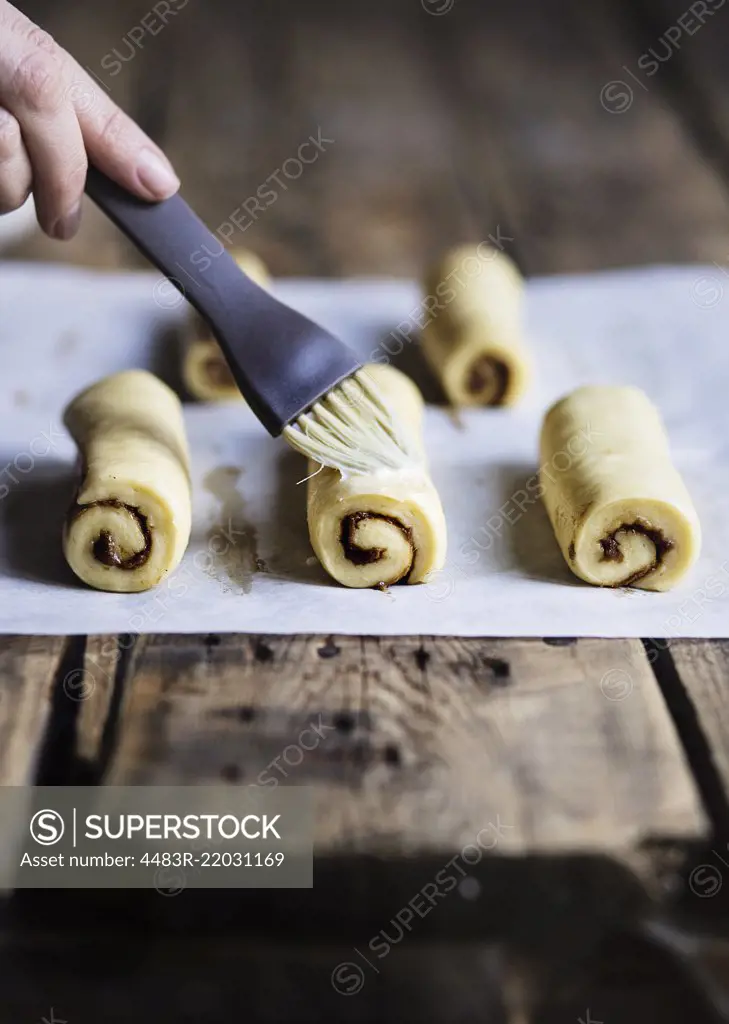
[0,636,66,785]
[624,0,729,196]
[73,634,129,771]
[659,639,729,830]
[157,0,341,276]
[417,0,729,274]
[92,634,705,852]
[278,0,479,277]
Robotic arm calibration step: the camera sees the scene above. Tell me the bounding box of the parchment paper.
[0,262,727,637]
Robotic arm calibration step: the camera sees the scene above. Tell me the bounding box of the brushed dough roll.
[421,244,529,406]
[183,248,270,401]
[307,365,447,588]
[63,370,192,593]
[540,385,700,591]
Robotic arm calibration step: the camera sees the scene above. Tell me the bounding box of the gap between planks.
[652,639,729,835]
[0,636,66,785]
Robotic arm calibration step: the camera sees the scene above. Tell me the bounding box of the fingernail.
[52,201,83,241]
[136,149,180,199]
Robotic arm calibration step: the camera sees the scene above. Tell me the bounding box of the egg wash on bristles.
[283,368,422,479]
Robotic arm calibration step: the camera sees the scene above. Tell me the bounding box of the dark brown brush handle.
[84,166,361,434]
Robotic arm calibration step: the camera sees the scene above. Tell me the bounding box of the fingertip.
[50,200,83,240]
[135,148,180,200]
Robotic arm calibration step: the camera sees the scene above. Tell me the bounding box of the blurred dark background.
[11,0,729,279]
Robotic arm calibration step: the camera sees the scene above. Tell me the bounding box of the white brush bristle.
[282,369,421,477]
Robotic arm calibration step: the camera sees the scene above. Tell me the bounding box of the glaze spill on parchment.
[202,467,259,594]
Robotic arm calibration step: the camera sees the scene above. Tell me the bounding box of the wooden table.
[4,0,729,1020]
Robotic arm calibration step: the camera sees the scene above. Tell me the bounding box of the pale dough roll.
[307,364,447,588]
[540,385,700,591]
[421,244,529,406]
[63,370,192,593]
[183,248,270,401]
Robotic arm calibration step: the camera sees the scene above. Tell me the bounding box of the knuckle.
[66,79,96,113]
[97,107,127,148]
[96,107,125,147]
[12,50,64,114]
[24,26,57,54]
[0,109,21,159]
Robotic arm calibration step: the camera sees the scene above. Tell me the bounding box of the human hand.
[0,1,180,240]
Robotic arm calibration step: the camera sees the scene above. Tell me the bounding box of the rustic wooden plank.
[0,636,66,784]
[563,0,729,268]
[660,640,729,831]
[97,634,704,852]
[418,0,729,274]
[156,0,333,276]
[72,634,132,774]
[280,0,480,277]
[126,0,496,278]
[623,0,729,195]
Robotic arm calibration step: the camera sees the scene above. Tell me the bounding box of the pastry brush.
[84,166,416,476]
